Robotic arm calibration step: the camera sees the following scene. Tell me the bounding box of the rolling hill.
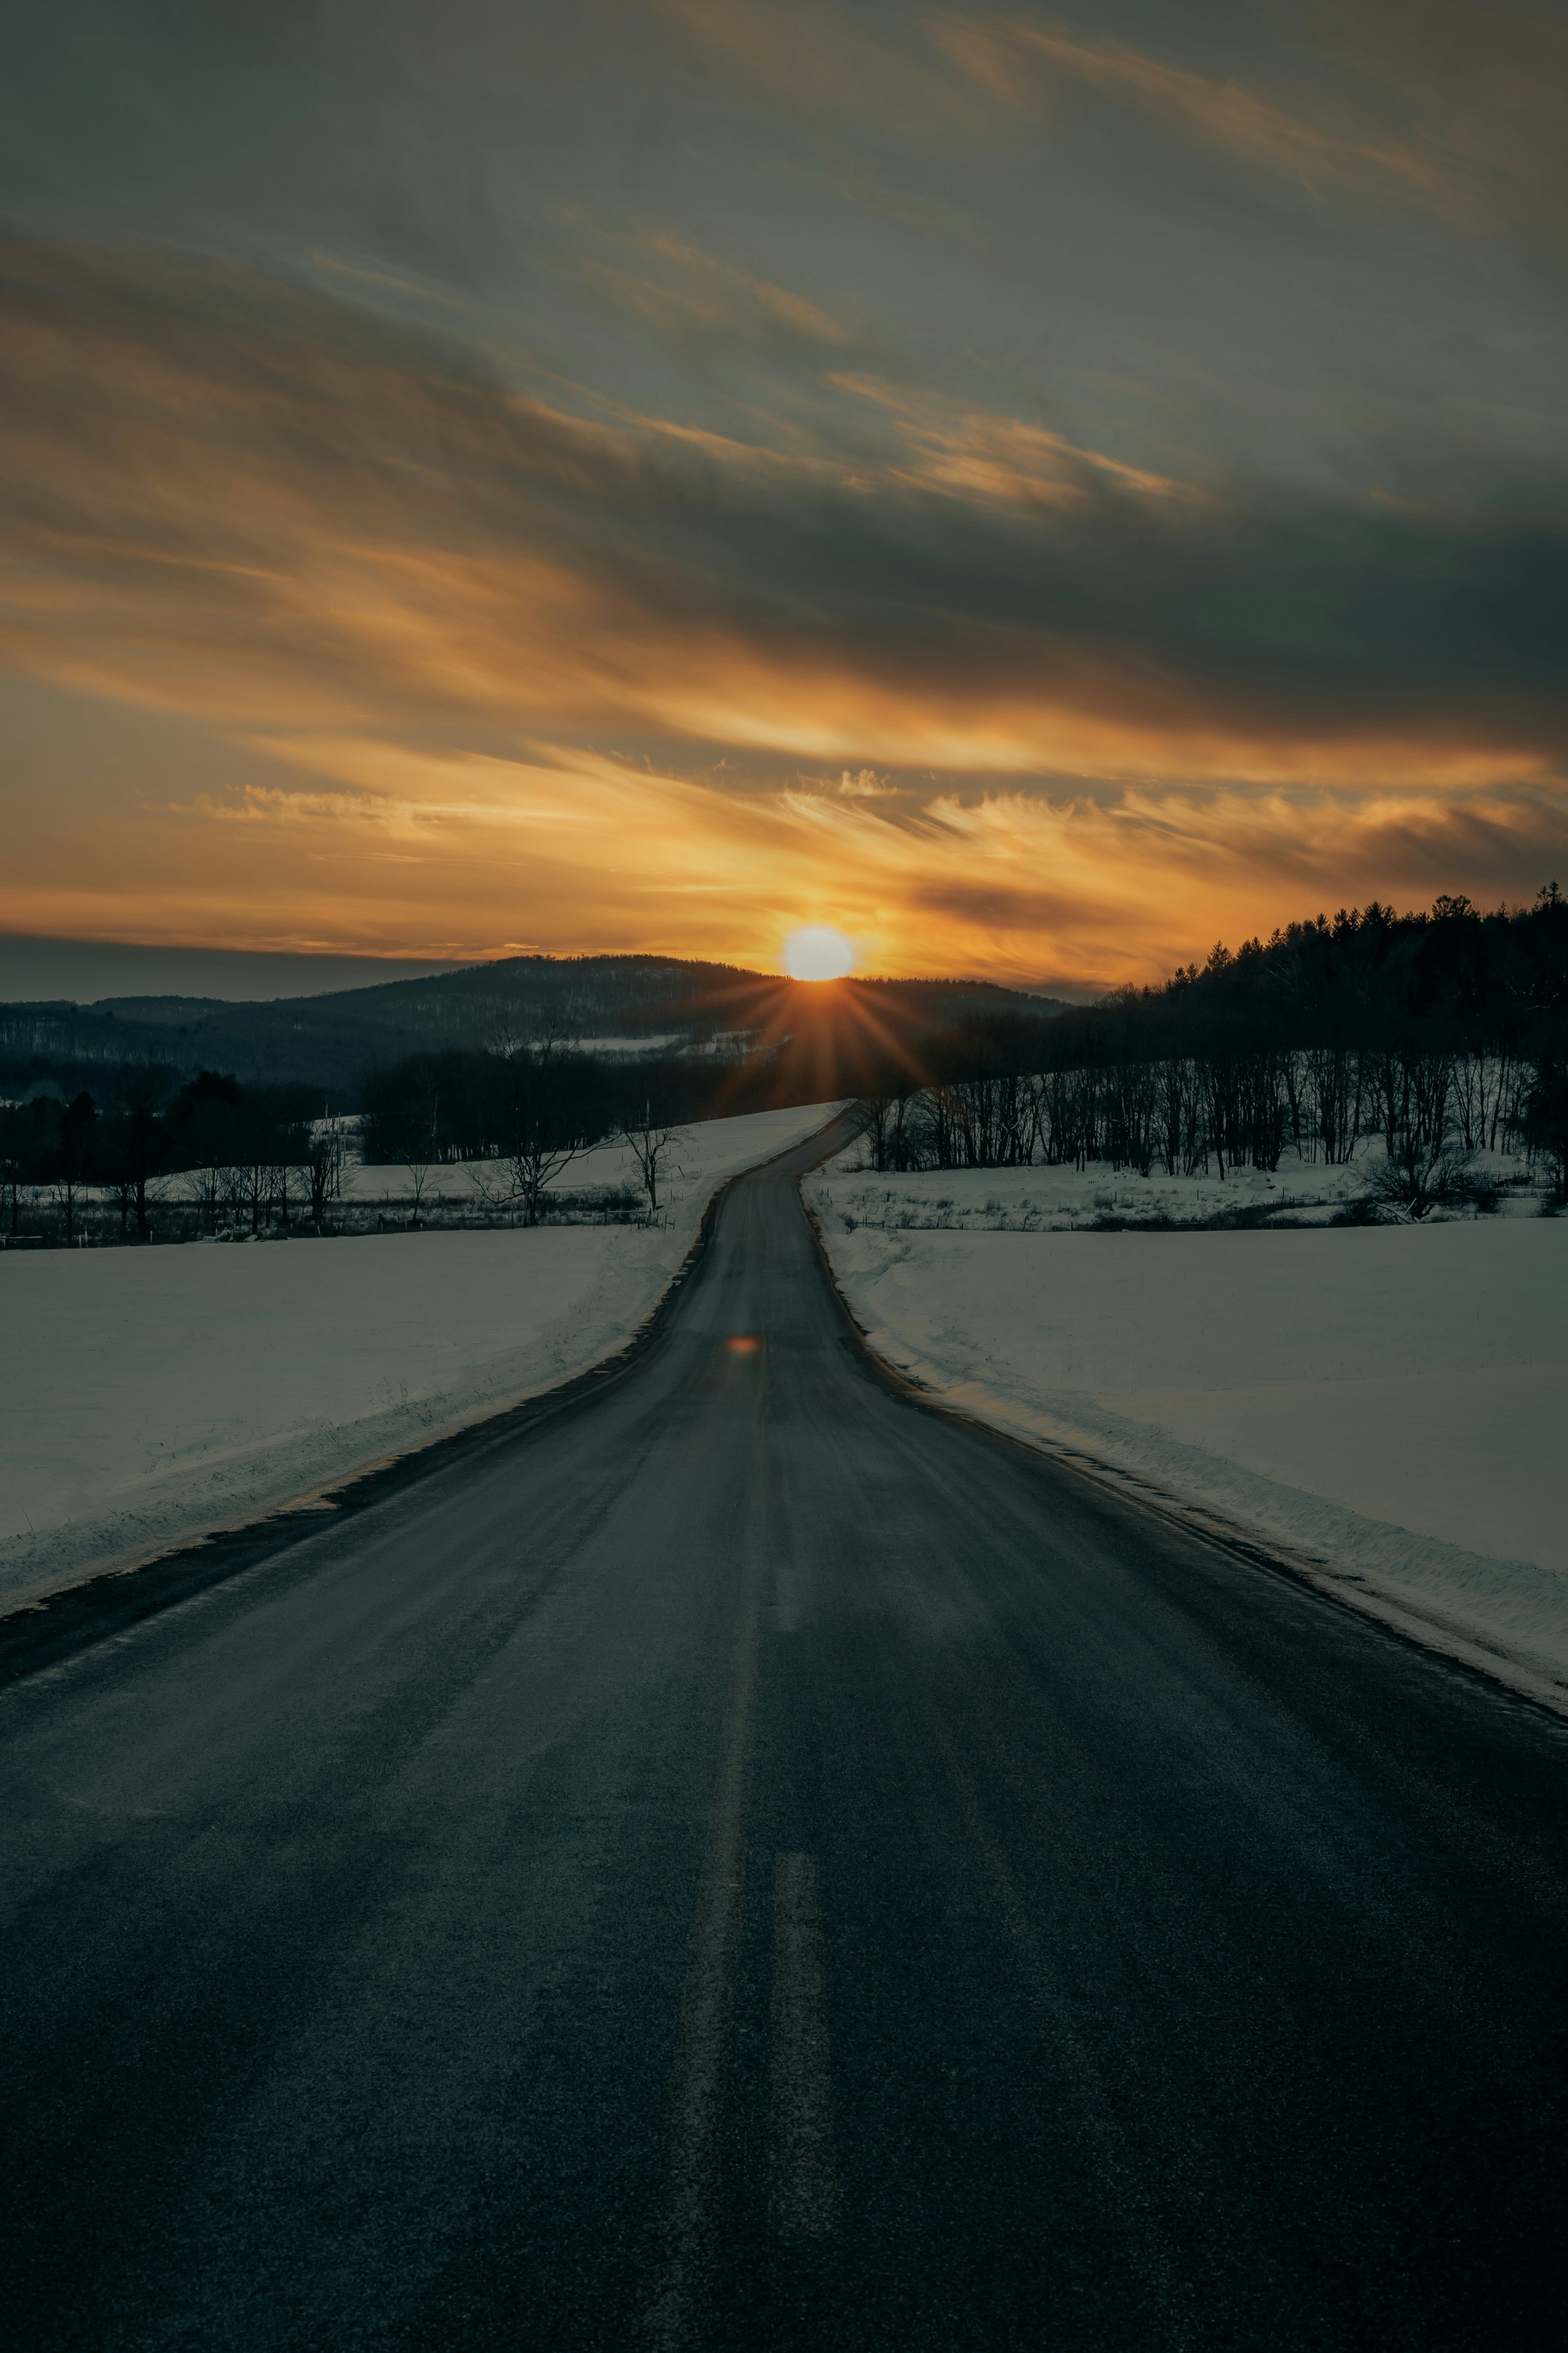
[1,954,1072,1107]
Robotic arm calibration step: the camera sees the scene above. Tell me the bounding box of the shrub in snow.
[1359,1140,1500,1222]
[1517,1056,1568,1208]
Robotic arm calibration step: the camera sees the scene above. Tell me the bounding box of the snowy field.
[813,1146,1540,1232]
[808,1155,1568,1703]
[335,1125,738,1209]
[0,1104,836,1609]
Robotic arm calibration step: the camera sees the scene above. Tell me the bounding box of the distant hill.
[0,953,1072,1105]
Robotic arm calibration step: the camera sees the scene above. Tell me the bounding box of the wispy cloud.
[583,230,847,346]
[1,231,1565,979]
[6,234,1562,784]
[939,7,1568,248]
[307,250,467,307]
[649,0,986,135]
[833,374,1200,509]
[127,737,1568,991]
[1292,0,1568,247]
[938,15,1460,216]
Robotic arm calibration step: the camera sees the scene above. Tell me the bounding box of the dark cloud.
[0,5,1563,977]
[910,878,1092,932]
[3,232,1563,785]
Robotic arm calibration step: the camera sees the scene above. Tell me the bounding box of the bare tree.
[183,1160,223,1234]
[859,1079,919,1172]
[461,1131,586,1227]
[464,1157,514,1223]
[0,1121,23,1236]
[472,1125,582,1227]
[52,1168,84,1242]
[619,1112,685,1217]
[52,1091,97,1242]
[236,1148,270,1236]
[407,1158,435,1225]
[1362,1136,1497,1221]
[403,1087,443,1227]
[480,1024,588,1224]
[1516,1054,1568,1208]
[98,1063,172,1240]
[303,1126,346,1229]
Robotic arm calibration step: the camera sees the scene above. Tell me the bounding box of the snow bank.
[0,1105,837,1609]
[808,1164,1568,1701]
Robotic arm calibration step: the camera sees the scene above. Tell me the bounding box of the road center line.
[643,1426,767,2349]
[770,1850,837,2242]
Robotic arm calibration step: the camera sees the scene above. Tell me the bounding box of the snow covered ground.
[813,1145,1540,1232]
[808,1155,1568,1704]
[0,1104,837,1609]
[338,1128,710,1209]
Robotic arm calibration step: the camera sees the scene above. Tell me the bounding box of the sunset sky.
[3,2,1567,991]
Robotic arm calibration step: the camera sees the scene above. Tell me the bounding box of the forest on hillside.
[858,888,1568,1207]
[0,954,1062,1100]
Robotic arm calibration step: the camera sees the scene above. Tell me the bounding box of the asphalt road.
[4,1114,1567,2351]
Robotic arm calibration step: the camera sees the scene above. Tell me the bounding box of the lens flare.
[783,925,855,981]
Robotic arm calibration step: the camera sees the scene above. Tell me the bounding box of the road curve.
[3,1115,1566,2351]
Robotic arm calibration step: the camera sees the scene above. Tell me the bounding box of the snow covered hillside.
[808,1158,1568,1703]
[0,1105,837,1609]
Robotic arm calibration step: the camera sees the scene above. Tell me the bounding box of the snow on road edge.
[1,1105,839,1612]
[804,1181,1568,1711]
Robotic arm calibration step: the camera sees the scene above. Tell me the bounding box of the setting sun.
[782,925,855,982]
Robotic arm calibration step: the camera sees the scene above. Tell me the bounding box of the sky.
[3,1,1567,993]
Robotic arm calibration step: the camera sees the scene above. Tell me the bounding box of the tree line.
[11,888,1567,1240]
[857,888,1568,1207]
[0,1068,348,1240]
[0,1037,739,1243]
[358,1038,746,1224]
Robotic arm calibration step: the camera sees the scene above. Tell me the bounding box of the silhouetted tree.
[99,1062,173,1238]
[50,1092,99,1241]
[620,1112,684,1217]
[1518,1055,1568,1207]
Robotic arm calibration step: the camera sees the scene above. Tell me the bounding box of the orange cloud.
[1,232,1565,985]
[1,236,1555,788]
[7,719,1565,994]
[584,230,848,345]
[649,0,986,136]
[831,374,1199,509]
[1291,0,1568,248]
[937,17,1453,213]
[937,9,1568,247]
[945,17,1448,195]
